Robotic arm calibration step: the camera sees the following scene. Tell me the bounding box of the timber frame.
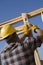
[0,8,43,28]
[0,8,43,65]
[0,8,43,40]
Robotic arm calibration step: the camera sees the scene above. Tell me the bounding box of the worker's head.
[1,24,19,44]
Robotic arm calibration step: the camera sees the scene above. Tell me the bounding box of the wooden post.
[34,50,41,65]
[22,13,41,65]
[22,13,30,26]
[0,54,1,65]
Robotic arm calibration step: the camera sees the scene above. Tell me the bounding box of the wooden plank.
[34,50,41,65]
[0,8,43,28]
[27,8,43,18]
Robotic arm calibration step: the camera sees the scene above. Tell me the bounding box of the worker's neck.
[6,33,21,45]
[6,36,20,45]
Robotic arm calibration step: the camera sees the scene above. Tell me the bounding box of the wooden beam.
[0,8,43,28]
[27,8,43,18]
[0,8,43,40]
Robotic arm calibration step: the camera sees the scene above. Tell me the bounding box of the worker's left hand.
[31,25,39,33]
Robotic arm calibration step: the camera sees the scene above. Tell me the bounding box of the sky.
[0,0,43,60]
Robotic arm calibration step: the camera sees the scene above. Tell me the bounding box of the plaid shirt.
[1,36,41,65]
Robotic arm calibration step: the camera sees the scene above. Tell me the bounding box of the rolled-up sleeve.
[23,36,42,51]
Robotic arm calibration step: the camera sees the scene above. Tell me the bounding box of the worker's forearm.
[36,29,43,43]
[36,29,43,36]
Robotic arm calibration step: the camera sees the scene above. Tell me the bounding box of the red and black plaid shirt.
[1,36,41,65]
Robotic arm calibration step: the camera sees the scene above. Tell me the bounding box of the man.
[0,24,43,65]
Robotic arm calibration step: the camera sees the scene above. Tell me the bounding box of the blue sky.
[0,0,43,60]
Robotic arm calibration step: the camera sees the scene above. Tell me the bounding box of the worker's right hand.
[23,25,32,36]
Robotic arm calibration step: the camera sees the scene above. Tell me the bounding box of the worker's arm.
[20,24,43,43]
[20,24,43,51]
[35,29,43,43]
[31,24,43,43]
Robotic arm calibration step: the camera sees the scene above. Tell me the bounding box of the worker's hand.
[23,25,32,36]
[31,25,39,33]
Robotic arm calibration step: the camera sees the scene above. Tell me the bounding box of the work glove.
[23,25,32,36]
[31,24,39,33]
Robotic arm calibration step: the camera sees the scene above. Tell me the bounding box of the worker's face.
[5,33,19,44]
[5,35,12,43]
